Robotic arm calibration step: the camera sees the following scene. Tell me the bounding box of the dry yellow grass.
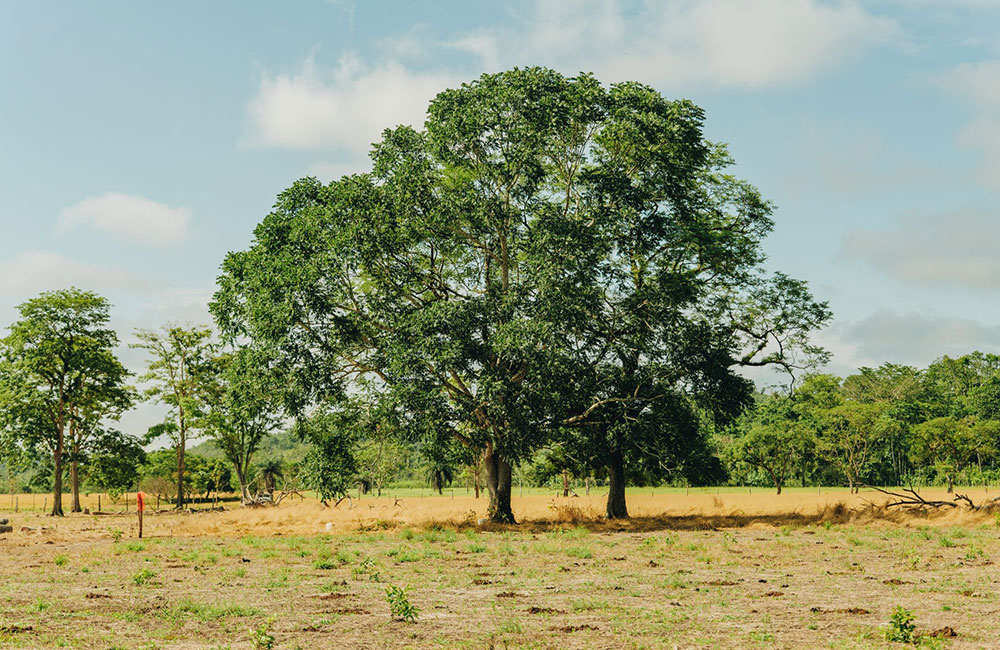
[2,487,996,542]
[168,487,1000,538]
[3,487,999,648]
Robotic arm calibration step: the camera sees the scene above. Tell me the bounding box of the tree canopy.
[212,67,830,522]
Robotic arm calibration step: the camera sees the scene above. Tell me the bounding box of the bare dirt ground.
[1,490,998,649]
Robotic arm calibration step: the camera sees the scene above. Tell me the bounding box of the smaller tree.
[204,348,281,504]
[724,396,808,494]
[133,326,216,509]
[911,416,998,492]
[816,401,891,493]
[0,289,131,516]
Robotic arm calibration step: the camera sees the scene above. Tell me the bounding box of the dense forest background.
[5,351,1000,500]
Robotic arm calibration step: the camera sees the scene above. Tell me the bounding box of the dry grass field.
[1,488,999,649]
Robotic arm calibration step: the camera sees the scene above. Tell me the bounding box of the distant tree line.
[721,354,1000,494]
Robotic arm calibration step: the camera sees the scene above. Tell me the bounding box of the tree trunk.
[947,475,954,493]
[52,432,65,517]
[70,460,82,512]
[236,465,250,504]
[775,481,782,495]
[605,450,628,519]
[175,434,186,509]
[484,445,515,523]
[562,469,570,497]
[473,460,480,499]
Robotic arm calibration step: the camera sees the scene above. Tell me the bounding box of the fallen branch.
[865,484,1000,511]
[867,485,957,509]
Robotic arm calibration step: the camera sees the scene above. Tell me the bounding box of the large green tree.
[0,289,131,516]
[133,326,216,509]
[212,68,828,522]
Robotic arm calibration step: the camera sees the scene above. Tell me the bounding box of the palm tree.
[426,464,454,495]
[258,459,284,494]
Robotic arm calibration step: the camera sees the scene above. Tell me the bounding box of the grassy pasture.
[1,490,998,649]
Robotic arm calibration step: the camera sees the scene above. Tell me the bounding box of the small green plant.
[884,606,916,643]
[939,536,955,548]
[964,544,984,561]
[132,568,157,586]
[110,529,124,542]
[248,620,275,650]
[385,583,419,622]
[353,556,381,582]
[312,558,337,570]
[53,554,68,567]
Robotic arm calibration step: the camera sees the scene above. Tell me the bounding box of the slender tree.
[204,347,281,504]
[133,326,215,508]
[0,289,130,516]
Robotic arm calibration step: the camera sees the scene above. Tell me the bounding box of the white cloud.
[834,310,1000,368]
[937,61,1000,189]
[842,207,1000,289]
[0,250,150,297]
[246,53,457,153]
[488,0,898,88]
[58,193,191,247]
[247,1,894,154]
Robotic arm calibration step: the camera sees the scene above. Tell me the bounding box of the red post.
[136,492,145,539]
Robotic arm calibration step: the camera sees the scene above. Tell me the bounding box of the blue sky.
[4,0,1000,432]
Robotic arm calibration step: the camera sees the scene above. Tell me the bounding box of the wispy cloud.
[834,309,1000,367]
[463,0,898,88]
[247,1,896,154]
[938,60,1000,189]
[246,53,456,153]
[0,250,151,297]
[57,193,191,247]
[842,207,1000,289]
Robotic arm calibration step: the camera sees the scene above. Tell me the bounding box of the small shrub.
[385,583,419,622]
[353,557,381,582]
[110,529,124,542]
[53,554,68,567]
[964,544,984,561]
[248,620,275,650]
[132,568,157,586]
[313,559,337,570]
[884,606,916,643]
